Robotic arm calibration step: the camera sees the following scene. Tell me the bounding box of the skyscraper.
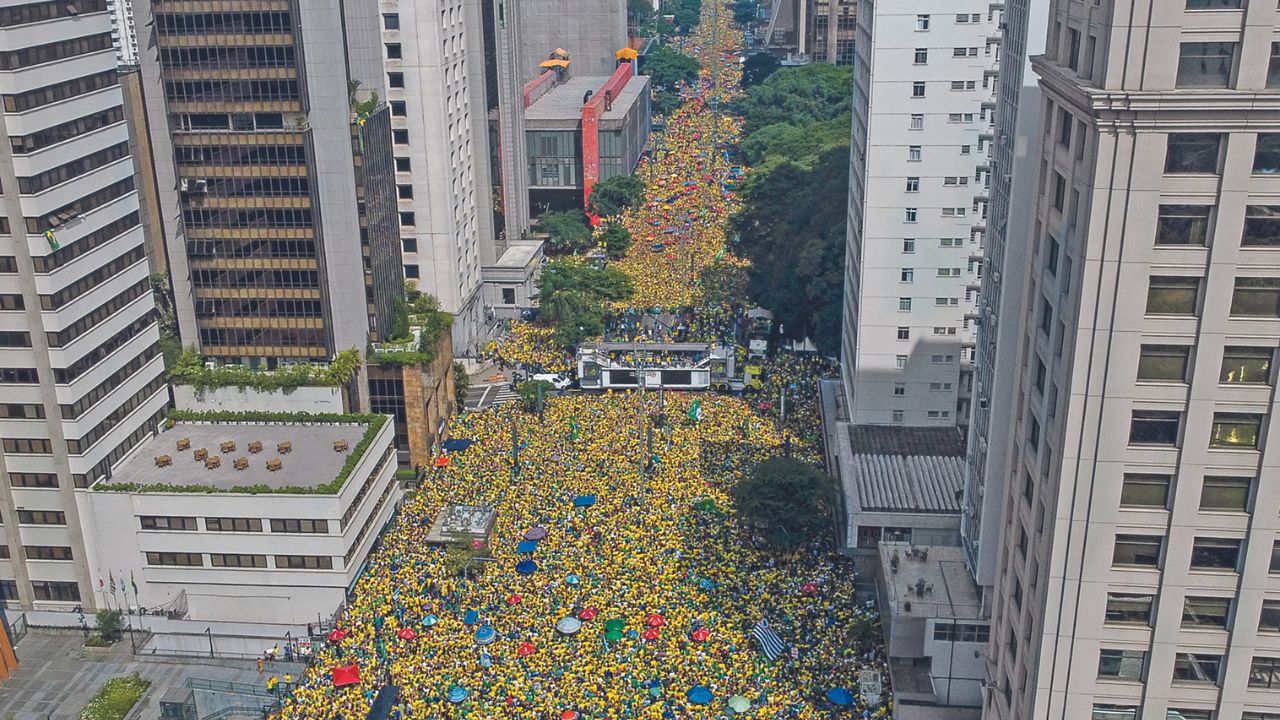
[105,0,138,65]
[981,2,1280,719]
[133,0,402,365]
[841,1,1001,428]
[0,0,168,608]
[806,0,856,65]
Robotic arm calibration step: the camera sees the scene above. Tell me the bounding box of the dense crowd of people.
[278,4,890,718]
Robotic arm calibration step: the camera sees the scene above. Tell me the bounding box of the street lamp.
[204,627,214,658]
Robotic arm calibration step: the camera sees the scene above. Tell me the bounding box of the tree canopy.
[739,113,851,168]
[600,222,634,260]
[536,260,634,347]
[642,44,699,92]
[731,143,848,355]
[588,174,646,217]
[731,0,758,25]
[538,211,594,255]
[737,63,852,134]
[741,52,780,88]
[732,457,835,550]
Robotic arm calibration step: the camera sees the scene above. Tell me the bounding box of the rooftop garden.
[370,284,453,368]
[93,409,389,495]
[167,347,362,393]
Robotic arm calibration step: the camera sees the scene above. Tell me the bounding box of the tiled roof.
[844,425,966,514]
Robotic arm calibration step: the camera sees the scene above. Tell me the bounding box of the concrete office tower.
[378,0,496,354]
[105,0,138,65]
[806,0,856,65]
[982,3,1280,720]
[0,0,169,608]
[841,1,1001,428]
[960,0,1049,591]
[134,0,403,365]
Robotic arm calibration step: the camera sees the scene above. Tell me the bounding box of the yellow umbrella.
[539,59,571,69]
[616,47,639,61]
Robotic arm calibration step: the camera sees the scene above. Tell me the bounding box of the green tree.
[740,113,851,167]
[731,457,835,550]
[537,211,594,255]
[95,608,123,641]
[731,144,848,355]
[536,260,633,347]
[628,0,655,25]
[516,379,557,413]
[453,361,470,413]
[741,52,780,87]
[738,63,852,134]
[588,174,646,217]
[641,44,699,92]
[600,222,634,259]
[442,540,483,577]
[731,0,758,25]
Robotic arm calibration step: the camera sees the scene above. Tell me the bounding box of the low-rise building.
[76,411,400,625]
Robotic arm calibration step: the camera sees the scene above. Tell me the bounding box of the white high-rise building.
[0,0,168,609]
[841,0,1001,429]
[105,0,137,65]
[379,0,496,355]
[981,2,1280,720]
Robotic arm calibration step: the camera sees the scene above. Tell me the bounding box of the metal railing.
[186,678,277,698]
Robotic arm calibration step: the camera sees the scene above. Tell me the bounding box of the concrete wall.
[172,386,347,414]
[516,0,628,79]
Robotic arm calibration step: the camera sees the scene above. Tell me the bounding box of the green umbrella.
[605,629,624,641]
[727,695,750,713]
[605,619,626,632]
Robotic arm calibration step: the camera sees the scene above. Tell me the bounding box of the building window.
[1137,345,1190,382]
[17,510,65,525]
[204,517,262,533]
[1173,653,1223,684]
[23,546,73,561]
[909,114,924,130]
[908,146,921,161]
[1209,413,1263,449]
[901,269,914,282]
[1182,596,1232,628]
[914,48,928,64]
[911,82,926,98]
[1243,714,1280,720]
[402,238,417,253]
[905,208,917,222]
[139,516,198,531]
[1221,347,1274,384]
[1200,476,1252,511]
[274,555,334,570]
[916,14,930,30]
[1186,0,1242,8]
[1243,206,1280,246]
[891,410,905,424]
[1156,205,1212,246]
[1146,276,1200,315]
[390,101,407,117]
[1177,42,1235,88]
[1058,108,1073,148]
[269,519,329,534]
[1254,135,1280,175]
[1104,594,1153,625]
[394,157,411,172]
[1270,42,1280,88]
[383,12,400,29]
[388,72,405,88]
[905,177,919,192]
[1119,473,1171,508]
[1092,706,1137,720]
[1249,657,1280,689]
[1190,537,1242,571]
[400,211,416,226]
[933,623,990,642]
[899,298,912,311]
[1097,649,1146,681]
[385,43,402,60]
[145,552,204,567]
[397,184,413,199]
[393,129,409,144]
[1230,278,1280,317]
[1129,410,1181,445]
[1168,711,1213,720]
[903,239,916,253]
[897,327,910,340]
[1067,28,1081,71]
[210,554,268,568]
[1261,600,1280,633]
[1165,133,1221,173]
[31,581,79,602]
[502,288,517,304]
[1113,535,1163,567]
[893,383,906,396]
[896,355,908,369]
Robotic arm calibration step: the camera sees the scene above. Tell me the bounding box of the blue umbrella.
[516,540,538,554]
[474,626,496,645]
[442,438,474,452]
[479,652,492,668]
[463,611,479,625]
[686,685,713,705]
[516,559,538,575]
[566,573,581,585]
[826,688,854,706]
[572,495,596,507]
[448,686,468,703]
[422,615,438,627]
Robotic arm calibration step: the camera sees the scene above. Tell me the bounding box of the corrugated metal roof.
[847,425,966,457]
[849,453,965,514]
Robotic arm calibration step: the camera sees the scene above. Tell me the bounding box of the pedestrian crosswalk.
[465,383,520,411]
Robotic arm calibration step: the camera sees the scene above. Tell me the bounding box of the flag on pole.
[750,619,786,661]
[687,399,702,422]
[131,571,138,596]
[109,571,116,593]
[98,576,105,591]
[569,416,581,441]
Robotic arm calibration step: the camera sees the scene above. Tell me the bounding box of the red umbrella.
[517,642,536,657]
[801,582,818,595]
[331,664,361,687]
[506,594,522,605]
[398,628,417,640]
[561,712,580,720]
[434,456,450,467]
[326,629,348,642]
[642,627,661,641]
[691,628,710,642]
[579,608,598,621]
[646,614,665,627]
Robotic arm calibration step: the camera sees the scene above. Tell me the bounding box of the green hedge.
[80,674,150,720]
[168,348,361,392]
[95,410,389,495]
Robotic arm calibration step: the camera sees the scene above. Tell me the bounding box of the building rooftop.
[492,242,542,269]
[525,73,649,123]
[879,544,984,621]
[845,425,965,514]
[105,416,376,492]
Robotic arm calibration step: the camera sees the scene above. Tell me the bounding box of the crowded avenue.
[280,2,888,718]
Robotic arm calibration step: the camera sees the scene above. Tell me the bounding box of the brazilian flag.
[687,399,702,422]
